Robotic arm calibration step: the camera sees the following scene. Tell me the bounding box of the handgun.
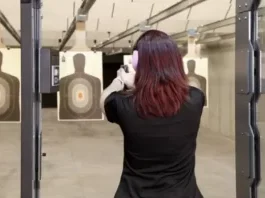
[120,65,129,73]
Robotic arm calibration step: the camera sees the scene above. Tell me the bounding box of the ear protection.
[132,50,138,70]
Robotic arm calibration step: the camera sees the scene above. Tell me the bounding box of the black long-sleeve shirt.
[104,86,205,198]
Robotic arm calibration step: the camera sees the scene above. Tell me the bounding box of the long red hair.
[133,30,189,118]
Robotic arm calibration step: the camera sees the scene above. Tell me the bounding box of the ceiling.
[0,0,236,48]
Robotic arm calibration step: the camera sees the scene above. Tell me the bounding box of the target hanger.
[184,29,201,59]
[70,14,91,51]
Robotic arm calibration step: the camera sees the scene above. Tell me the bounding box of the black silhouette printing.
[186,60,207,106]
[59,53,102,119]
[0,50,20,121]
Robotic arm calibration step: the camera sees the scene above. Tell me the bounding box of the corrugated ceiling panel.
[0,0,20,29]
[156,10,189,33]
[97,18,128,32]
[42,15,72,31]
[189,0,231,20]
[42,31,62,39]
[113,2,152,20]
[133,0,179,3]
[129,18,147,28]
[151,1,182,16]
[0,0,241,48]
[42,0,74,30]
[113,0,131,3]
[85,19,98,31]
[112,31,143,48]
[43,0,73,18]
[0,0,20,12]
[88,0,114,19]
[87,31,109,41]
[185,0,231,30]
[227,0,236,18]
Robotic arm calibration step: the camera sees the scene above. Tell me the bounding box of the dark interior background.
[42,53,125,108]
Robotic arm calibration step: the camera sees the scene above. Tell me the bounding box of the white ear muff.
[132,50,138,70]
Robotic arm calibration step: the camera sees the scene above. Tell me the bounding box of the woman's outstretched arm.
[100,77,124,114]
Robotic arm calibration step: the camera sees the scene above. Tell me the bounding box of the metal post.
[235,0,260,197]
[256,2,264,198]
[20,0,42,198]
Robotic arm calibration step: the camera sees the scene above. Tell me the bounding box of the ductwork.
[58,0,97,51]
[0,10,21,44]
[95,0,207,49]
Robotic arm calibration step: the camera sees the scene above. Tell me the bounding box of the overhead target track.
[0,10,21,44]
[58,0,97,51]
[95,0,207,49]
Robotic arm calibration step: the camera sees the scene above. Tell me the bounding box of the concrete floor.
[0,109,236,198]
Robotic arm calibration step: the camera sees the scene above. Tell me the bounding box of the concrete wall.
[200,42,235,139]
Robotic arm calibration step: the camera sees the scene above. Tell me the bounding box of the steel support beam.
[198,17,235,32]
[196,32,235,44]
[95,0,207,49]
[20,0,42,198]
[221,32,235,39]
[235,0,260,198]
[171,17,235,40]
[0,10,21,44]
[58,0,96,51]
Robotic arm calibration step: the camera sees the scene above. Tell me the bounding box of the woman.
[100,30,205,198]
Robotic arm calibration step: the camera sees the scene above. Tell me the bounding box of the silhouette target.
[186,59,207,106]
[68,78,93,114]
[0,78,10,115]
[59,52,102,120]
[0,50,20,121]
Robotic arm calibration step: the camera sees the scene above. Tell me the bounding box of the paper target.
[183,58,209,107]
[0,77,10,115]
[58,51,103,121]
[188,76,202,90]
[0,48,21,122]
[124,55,132,66]
[68,78,93,114]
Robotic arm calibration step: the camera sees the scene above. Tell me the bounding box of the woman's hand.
[117,67,136,89]
[112,76,125,91]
